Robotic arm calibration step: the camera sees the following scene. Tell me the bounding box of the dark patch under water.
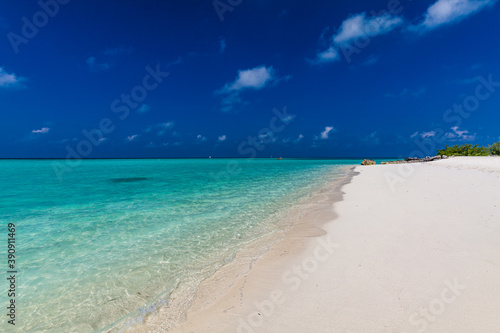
[110,177,149,183]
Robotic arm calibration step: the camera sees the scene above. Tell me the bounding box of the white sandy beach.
[150,157,500,333]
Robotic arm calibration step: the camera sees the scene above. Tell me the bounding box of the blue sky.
[1,0,500,158]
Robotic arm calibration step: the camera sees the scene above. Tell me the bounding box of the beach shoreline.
[128,165,357,332]
[142,156,500,333]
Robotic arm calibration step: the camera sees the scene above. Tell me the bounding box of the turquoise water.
[0,159,358,332]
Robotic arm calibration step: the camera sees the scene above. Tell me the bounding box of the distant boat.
[209,156,212,159]
[277,157,283,160]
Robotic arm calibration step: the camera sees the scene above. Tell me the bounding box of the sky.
[1,0,500,158]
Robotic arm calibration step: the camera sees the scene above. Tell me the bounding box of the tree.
[437,144,490,156]
[490,141,500,155]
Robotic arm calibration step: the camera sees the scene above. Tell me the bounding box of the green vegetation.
[489,141,500,155]
[437,144,491,156]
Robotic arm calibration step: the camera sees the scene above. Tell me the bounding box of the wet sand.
[144,157,500,333]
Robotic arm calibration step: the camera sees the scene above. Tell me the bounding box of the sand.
[148,156,500,333]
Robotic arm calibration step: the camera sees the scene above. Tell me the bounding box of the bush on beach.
[490,141,500,155]
[437,144,490,156]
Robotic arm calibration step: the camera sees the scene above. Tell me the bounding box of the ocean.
[0,158,359,332]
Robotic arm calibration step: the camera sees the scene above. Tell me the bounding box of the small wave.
[110,177,149,183]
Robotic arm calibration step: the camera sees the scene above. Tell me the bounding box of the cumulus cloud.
[310,0,497,65]
[103,46,133,56]
[411,0,496,32]
[166,56,183,68]
[258,131,276,143]
[320,126,335,139]
[281,114,296,124]
[311,12,403,65]
[87,46,133,72]
[414,131,438,139]
[0,17,7,29]
[411,130,439,140]
[334,13,403,44]
[216,65,290,111]
[446,126,476,141]
[422,131,437,138]
[196,134,207,143]
[126,134,139,142]
[293,134,304,144]
[412,126,476,142]
[86,57,111,72]
[385,87,426,98]
[137,104,151,113]
[363,54,380,66]
[218,135,227,142]
[155,121,175,136]
[218,65,282,93]
[32,127,50,134]
[219,37,226,54]
[360,131,381,145]
[309,47,340,65]
[0,67,26,88]
[220,92,246,113]
[159,121,174,129]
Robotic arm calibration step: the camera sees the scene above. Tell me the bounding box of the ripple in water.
[0,158,359,331]
[110,177,150,183]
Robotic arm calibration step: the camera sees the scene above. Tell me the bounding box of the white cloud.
[258,131,276,143]
[421,131,437,139]
[446,126,476,141]
[410,130,438,140]
[219,37,226,54]
[360,131,381,145]
[334,13,403,44]
[137,104,151,113]
[311,12,403,65]
[126,134,139,142]
[412,0,496,31]
[220,92,246,113]
[0,67,26,88]
[281,114,296,124]
[216,65,289,111]
[310,0,496,65]
[293,134,304,143]
[87,47,133,72]
[385,87,426,98]
[103,46,133,56]
[155,121,174,136]
[159,121,174,129]
[86,57,111,71]
[412,126,476,142]
[218,135,227,142]
[219,65,279,93]
[320,126,335,139]
[166,56,183,68]
[197,134,207,142]
[32,127,50,134]
[309,47,340,65]
[363,54,380,66]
